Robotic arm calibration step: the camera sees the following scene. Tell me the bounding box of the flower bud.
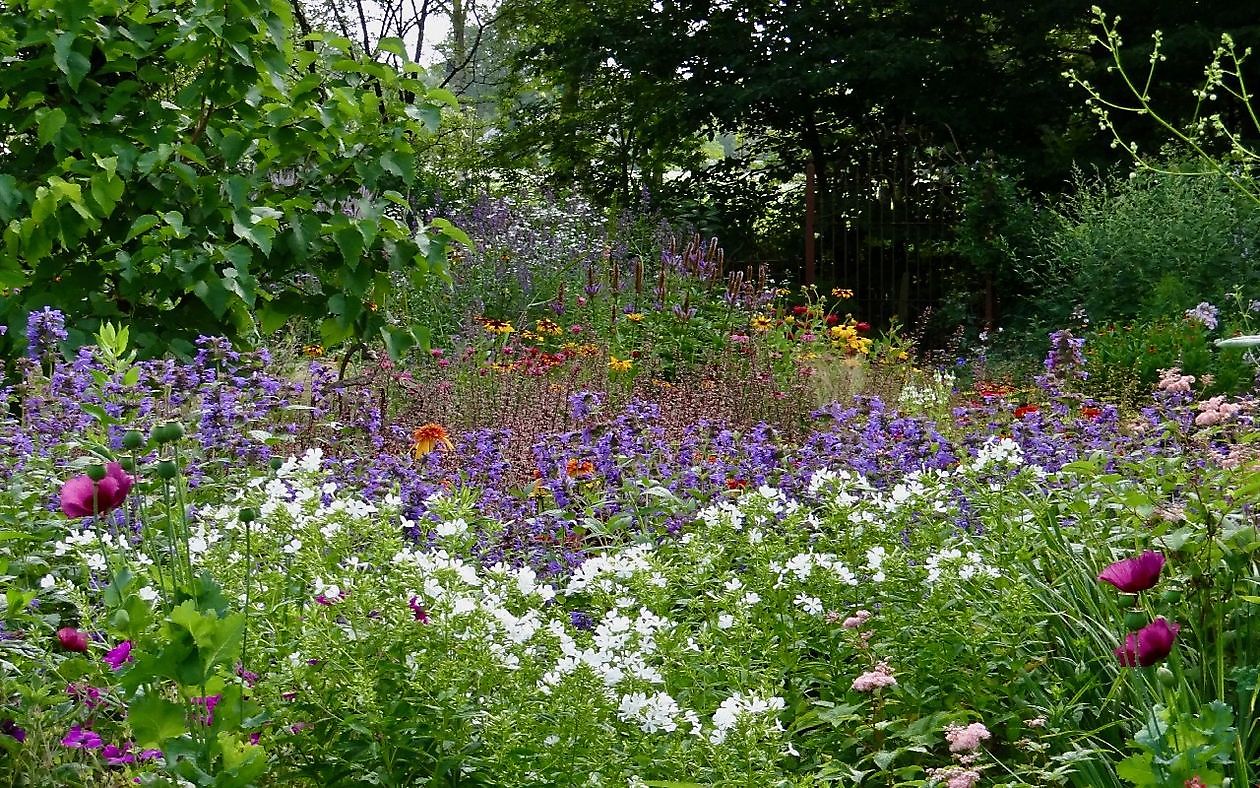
[155,460,178,480]
[1123,611,1148,631]
[1156,666,1176,687]
[238,507,258,523]
[269,458,284,471]
[56,627,89,653]
[119,458,137,473]
[85,465,107,482]
[122,430,145,450]
[1161,589,1182,604]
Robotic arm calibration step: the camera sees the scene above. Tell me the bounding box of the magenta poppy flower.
[1098,551,1165,593]
[56,627,89,653]
[103,640,132,670]
[1116,617,1180,667]
[60,463,134,518]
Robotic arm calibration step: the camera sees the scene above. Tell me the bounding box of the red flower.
[1098,551,1165,593]
[1013,404,1040,419]
[855,321,871,333]
[57,627,89,653]
[825,315,840,327]
[791,305,809,316]
[60,463,133,518]
[726,478,747,490]
[1080,406,1102,420]
[1116,617,1180,667]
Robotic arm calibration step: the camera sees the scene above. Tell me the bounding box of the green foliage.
[1040,168,1260,325]
[0,0,460,358]
[1080,318,1255,402]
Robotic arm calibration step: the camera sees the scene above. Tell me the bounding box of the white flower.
[794,594,823,615]
[137,586,159,602]
[39,574,56,589]
[717,613,735,629]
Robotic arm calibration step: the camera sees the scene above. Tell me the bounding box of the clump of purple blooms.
[1184,301,1220,330]
[25,306,68,360]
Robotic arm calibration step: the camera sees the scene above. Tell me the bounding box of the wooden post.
[804,159,816,287]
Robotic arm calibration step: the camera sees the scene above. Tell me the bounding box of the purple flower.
[1116,617,1180,667]
[409,596,430,623]
[191,694,222,725]
[56,627,89,653]
[25,306,68,360]
[1184,302,1219,330]
[1,719,25,743]
[1098,551,1165,593]
[60,462,134,518]
[103,640,132,670]
[61,724,103,749]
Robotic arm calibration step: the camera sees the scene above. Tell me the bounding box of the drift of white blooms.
[709,693,787,744]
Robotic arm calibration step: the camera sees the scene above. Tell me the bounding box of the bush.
[1038,167,1260,325]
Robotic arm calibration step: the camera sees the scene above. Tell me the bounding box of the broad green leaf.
[53,32,92,90]
[38,108,67,147]
[126,215,161,240]
[129,693,186,747]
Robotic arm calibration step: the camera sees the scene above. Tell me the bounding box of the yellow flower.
[784,315,795,325]
[750,315,773,332]
[411,423,454,458]
[535,318,562,336]
[625,312,644,323]
[829,325,855,341]
[775,288,791,298]
[302,345,324,358]
[481,318,514,335]
[609,356,633,373]
[831,288,854,299]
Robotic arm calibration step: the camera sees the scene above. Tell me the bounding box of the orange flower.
[411,423,453,458]
[566,458,595,478]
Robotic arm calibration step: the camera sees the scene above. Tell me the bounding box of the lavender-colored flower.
[1098,551,1165,593]
[1116,617,1180,667]
[1184,301,1219,330]
[25,306,68,360]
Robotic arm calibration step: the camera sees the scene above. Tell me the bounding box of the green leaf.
[129,693,186,747]
[380,325,415,360]
[38,108,67,147]
[0,175,21,222]
[89,172,125,218]
[334,224,364,267]
[126,215,161,241]
[377,37,408,60]
[53,33,92,90]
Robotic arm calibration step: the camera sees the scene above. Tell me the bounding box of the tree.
[0,0,463,358]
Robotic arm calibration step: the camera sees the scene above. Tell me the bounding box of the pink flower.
[56,627,89,653]
[945,722,992,753]
[103,641,132,670]
[1116,617,1180,667]
[60,462,134,518]
[928,766,982,788]
[1098,551,1165,593]
[842,610,872,629]
[852,660,897,692]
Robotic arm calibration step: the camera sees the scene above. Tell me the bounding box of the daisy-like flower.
[831,288,854,299]
[625,312,644,323]
[609,356,632,373]
[481,318,514,335]
[411,423,454,458]
[535,318,562,336]
[750,315,773,332]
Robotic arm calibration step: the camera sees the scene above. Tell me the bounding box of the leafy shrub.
[1037,167,1260,326]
